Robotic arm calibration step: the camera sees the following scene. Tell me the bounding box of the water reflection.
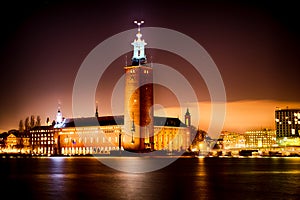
[97,156,179,173]
[1,157,300,200]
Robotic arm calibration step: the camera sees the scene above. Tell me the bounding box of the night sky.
[0,0,299,133]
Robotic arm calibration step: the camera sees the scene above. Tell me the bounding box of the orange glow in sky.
[156,100,300,135]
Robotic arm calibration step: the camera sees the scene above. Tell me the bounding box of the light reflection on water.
[97,156,179,173]
[0,157,300,200]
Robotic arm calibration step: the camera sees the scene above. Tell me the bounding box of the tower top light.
[131,20,147,65]
[134,20,144,33]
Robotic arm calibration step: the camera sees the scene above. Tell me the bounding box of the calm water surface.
[1,157,300,200]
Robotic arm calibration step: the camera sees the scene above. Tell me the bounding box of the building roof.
[154,116,187,127]
[0,132,9,139]
[55,115,187,128]
[275,108,300,112]
[30,126,54,131]
[58,116,124,128]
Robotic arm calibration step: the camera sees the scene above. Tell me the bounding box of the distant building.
[6,133,18,150]
[19,133,31,154]
[275,108,300,138]
[30,126,58,155]
[0,134,6,150]
[0,130,30,153]
[275,108,300,146]
[219,131,245,149]
[244,129,276,148]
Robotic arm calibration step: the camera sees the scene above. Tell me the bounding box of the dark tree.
[190,128,207,150]
[25,117,30,131]
[36,115,41,127]
[46,117,50,125]
[19,120,24,133]
[30,115,35,128]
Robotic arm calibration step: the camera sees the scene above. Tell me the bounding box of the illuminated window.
[292,129,295,135]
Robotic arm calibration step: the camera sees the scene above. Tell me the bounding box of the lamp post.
[119,129,122,151]
[131,112,135,144]
[131,127,135,144]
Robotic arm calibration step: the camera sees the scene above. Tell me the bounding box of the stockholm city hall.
[30,21,191,156]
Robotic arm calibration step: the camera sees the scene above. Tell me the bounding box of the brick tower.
[123,21,154,151]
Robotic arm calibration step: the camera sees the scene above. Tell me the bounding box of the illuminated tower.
[56,106,63,124]
[124,21,154,151]
[185,108,191,127]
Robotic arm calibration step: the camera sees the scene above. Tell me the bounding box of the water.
[1,157,300,200]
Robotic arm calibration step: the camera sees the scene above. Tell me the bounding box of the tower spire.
[132,20,147,65]
[95,101,99,118]
[134,20,143,33]
[185,108,191,127]
[56,103,63,124]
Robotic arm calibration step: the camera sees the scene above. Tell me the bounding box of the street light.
[131,112,135,144]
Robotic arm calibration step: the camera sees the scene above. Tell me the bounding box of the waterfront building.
[0,130,30,153]
[0,134,5,150]
[57,116,123,155]
[6,133,18,151]
[55,115,189,155]
[275,108,300,146]
[30,126,58,155]
[18,133,31,154]
[219,131,245,149]
[244,129,276,148]
[54,21,191,155]
[275,108,300,138]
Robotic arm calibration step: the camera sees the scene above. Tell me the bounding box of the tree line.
[18,115,54,133]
